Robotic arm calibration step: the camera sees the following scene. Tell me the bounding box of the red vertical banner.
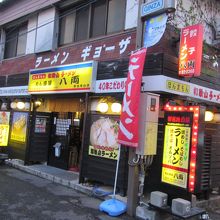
[118,48,147,147]
[178,24,204,77]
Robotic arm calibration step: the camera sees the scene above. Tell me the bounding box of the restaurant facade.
[0,0,220,205]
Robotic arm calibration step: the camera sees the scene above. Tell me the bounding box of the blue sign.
[141,0,164,17]
[143,13,168,48]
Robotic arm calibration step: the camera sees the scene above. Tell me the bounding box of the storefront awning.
[95,75,220,105]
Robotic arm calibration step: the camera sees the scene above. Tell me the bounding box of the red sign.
[178,24,203,77]
[118,48,147,147]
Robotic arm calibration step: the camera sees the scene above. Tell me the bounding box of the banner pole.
[113,144,121,199]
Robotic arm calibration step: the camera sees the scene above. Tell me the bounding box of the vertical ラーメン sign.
[118,48,147,147]
[161,111,193,188]
[178,24,203,77]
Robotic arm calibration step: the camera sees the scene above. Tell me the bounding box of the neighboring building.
[0,0,220,209]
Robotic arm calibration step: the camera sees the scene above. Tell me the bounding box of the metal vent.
[200,134,212,190]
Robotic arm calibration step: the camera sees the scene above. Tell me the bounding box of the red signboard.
[178,24,203,77]
[118,48,147,147]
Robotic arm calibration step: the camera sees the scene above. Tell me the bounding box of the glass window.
[4,23,27,59]
[59,12,76,45]
[17,25,27,56]
[75,6,89,41]
[4,29,17,59]
[107,0,125,34]
[90,0,107,38]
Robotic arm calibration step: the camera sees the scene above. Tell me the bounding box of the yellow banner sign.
[89,145,118,160]
[28,61,97,94]
[162,125,191,188]
[10,112,28,143]
[166,80,190,94]
[0,125,10,146]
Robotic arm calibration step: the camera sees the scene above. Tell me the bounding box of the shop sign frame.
[28,61,97,94]
[162,105,200,193]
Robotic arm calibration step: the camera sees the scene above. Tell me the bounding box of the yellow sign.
[28,61,97,94]
[162,125,191,188]
[10,112,28,143]
[0,125,10,146]
[166,80,190,94]
[89,145,118,160]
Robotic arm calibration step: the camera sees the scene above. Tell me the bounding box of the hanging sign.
[161,111,193,188]
[143,13,168,48]
[28,61,97,94]
[178,24,203,77]
[10,112,28,143]
[118,48,147,147]
[89,117,119,160]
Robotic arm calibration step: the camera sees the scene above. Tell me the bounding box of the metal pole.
[127,0,145,216]
[113,144,121,199]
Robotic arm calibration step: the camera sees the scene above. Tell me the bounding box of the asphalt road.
[1,165,220,220]
[0,165,134,220]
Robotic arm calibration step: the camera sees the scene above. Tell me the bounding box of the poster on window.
[0,111,10,124]
[0,125,10,146]
[89,116,119,160]
[0,111,10,146]
[10,112,28,143]
[35,117,47,133]
[161,112,193,189]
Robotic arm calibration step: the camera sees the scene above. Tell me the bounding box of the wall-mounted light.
[111,102,122,113]
[10,102,17,109]
[34,100,42,108]
[97,102,108,113]
[205,111,214,122]
[17,101,25,110]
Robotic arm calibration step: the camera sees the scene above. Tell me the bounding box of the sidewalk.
[4,159,127,203]
[5,159,93,196]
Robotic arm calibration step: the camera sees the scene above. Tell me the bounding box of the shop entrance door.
[28,112,52,163]
[48,112,82,170]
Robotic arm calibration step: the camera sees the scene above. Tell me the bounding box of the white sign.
[142,75,220,104]
[95,78,126,93]
[0,86,29,96]
[141,0,164,17]
[96,75,220,104]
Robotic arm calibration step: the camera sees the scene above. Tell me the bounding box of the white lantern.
[17,101,25,110]
[97,102,108,113]
[111,103,122,113]
[205,111,214,122]
[10,102,17,109]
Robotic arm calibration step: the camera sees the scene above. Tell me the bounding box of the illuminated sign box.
[162,105,200,192]
[28,61,97,94]
[178,24,203,77]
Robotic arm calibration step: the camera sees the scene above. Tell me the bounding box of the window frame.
[4,22,27,59]
[58,0,126,46]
